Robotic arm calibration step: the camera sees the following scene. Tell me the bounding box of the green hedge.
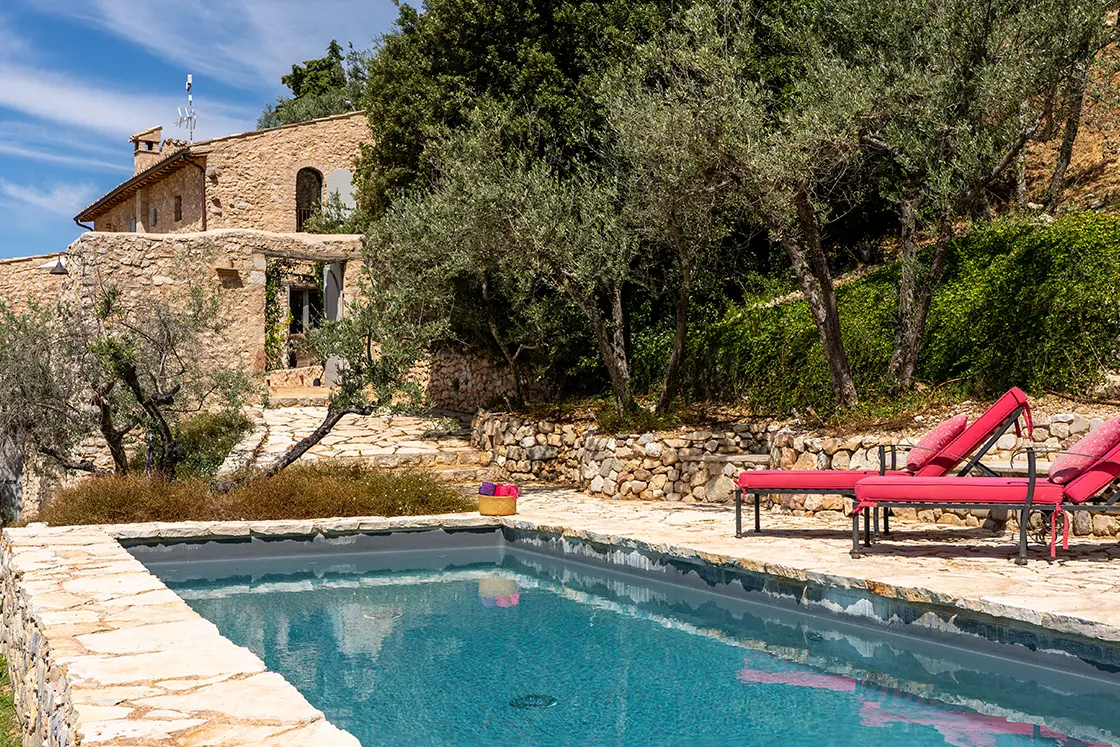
[678,212,1120,413]
[921,213,1120,397]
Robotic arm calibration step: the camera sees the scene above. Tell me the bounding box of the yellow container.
[479,495,517,516]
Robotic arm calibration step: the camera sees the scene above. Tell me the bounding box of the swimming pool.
[133,530,1120,746]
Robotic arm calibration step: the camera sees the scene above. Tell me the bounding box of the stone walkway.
[221,407,493,483]
[512,489,1120,641]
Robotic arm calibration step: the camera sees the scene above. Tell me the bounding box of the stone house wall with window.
[93,167,204,234]
[62,230,364,373]
[80,112,369,235]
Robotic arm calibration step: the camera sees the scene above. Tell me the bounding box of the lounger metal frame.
[851,447,1120,564]
[734,403,1029,540]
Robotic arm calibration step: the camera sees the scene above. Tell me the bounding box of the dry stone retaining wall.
[472,409,1120,537]
[471,412,776,502]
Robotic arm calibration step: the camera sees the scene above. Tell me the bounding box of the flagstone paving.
[220,407,494,482]
[511,489,1120,641]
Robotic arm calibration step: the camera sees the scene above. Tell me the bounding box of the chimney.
[130,126,163,174]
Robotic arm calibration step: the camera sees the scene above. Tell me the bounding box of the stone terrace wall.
[0,253,68,311]
[472,412,777,501]
[414,350,550,413]
[473,409,1120,537]
[64,230,362,372]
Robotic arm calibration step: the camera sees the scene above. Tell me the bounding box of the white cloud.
[0,179,99,216]
[0,63,257,140]
[0,142,130,173]
[29,0,394,92]
[0,14,30,61]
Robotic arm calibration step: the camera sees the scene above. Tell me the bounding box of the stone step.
[429,466,499,483]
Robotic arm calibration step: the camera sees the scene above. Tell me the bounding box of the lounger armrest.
[876,444,898,476]
[1015,445,1037,502]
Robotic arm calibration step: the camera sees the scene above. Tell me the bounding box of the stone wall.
[198,113,368,234]
[0,253,68,311]
[1,530,79,746]
[413,349,550,413]
[62,229,362,372]
[471,412,776,501]
[95,166,203,234]
[472,409,1120,537]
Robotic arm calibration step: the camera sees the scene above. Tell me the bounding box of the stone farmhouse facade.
[74,111,367,235]
[0,113,525,520]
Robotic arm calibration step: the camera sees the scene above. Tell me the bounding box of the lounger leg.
[883,508,891,536]
[863,507,872,547]
[735,488,742,538]
[873,508,880,540]
[754,493,761,533]
[851,511,861,558]
[1016,507,1029,566]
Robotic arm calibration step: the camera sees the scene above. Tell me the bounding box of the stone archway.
[295,167,323,232]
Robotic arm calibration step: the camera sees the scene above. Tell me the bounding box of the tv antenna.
[175,74,197,142]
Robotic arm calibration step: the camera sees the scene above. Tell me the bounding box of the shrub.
[674,212,1120,414]
[681,266,899,415]
[39,463,477,526]
[126,411,252,480]
[174,411,253,480]
[921,213,1120,397]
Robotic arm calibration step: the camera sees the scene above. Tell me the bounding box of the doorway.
[295,167,323,232]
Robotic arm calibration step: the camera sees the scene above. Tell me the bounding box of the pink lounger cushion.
[905,414,968,473]
[913,387,1030,477]
[738,470,906,492]
[735,387,1030,495]
[855,476,1064,505]
[1049,416,1120,484]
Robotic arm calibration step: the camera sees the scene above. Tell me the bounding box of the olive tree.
[0,285,253,480]
[245,241,456,482]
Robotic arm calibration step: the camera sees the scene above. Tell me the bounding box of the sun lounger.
[852,417,1120,563]
[734,388,1032,538]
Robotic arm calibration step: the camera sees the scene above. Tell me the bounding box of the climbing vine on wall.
[264,258,324,370]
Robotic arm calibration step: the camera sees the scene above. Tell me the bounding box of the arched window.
[295,167,323,232]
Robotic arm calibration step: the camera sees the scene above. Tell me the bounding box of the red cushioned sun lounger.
[734,388,1032,538]
[852,417,1120,563]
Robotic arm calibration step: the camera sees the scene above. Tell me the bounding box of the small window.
[145,142,154,151]
[129,218,137,232]
[149,207,157,227]
[174,195,183,222]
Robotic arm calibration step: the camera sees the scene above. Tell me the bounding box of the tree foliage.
[285,0,1117,419]
[0,285,252,483]
[258,41,370,129]
[355,0,677,216]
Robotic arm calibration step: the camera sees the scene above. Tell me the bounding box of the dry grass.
[39,462,478,526]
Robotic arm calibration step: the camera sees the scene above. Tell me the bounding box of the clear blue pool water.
[148,542,1120,746]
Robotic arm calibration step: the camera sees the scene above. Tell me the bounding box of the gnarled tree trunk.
[1045,66,1088,211]
[775,188,859,409]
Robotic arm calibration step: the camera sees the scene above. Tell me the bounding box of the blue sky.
[0,1,400,258]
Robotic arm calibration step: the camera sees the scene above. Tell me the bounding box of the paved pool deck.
[4,489,1120,745]
[513,489,1120,642]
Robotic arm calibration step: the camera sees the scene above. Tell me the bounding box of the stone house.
[74,111,368,235]
[0,112,520,403]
